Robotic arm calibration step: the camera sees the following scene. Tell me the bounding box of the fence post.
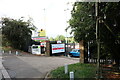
[2,50,4,53]
[9,51,11,54]
[64,64,68,74]
[70,71,74,80]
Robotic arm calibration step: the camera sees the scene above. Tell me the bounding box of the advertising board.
[51,44,65,54]
[38,29,46,37]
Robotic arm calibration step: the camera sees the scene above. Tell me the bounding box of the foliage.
[53,35,65,41]
[49,36,76,43]
[49,37,55,41]
[67,37,76,43]
[49,35,65,41]
[68,2,120,64]
[1,17,36,51]
[49,63,97,78]
[99,2,120,64]
[68,2,96,42]
[1,34,11,47]
[68,2,96,59]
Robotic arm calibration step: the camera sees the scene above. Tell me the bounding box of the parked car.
[69,49,80,57]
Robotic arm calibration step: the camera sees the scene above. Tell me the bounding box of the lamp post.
[64,3,69,56]
[66,30,68,57]
[95,1,100,79]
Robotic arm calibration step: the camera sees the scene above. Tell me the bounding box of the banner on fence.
[51,44,65,54]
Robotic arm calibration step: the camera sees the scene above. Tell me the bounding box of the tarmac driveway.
[2,52,79,78]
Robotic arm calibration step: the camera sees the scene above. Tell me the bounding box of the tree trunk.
[79,40,84,63]
[45,41,50,56]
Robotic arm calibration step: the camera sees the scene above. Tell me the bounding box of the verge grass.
[49,63,97,79]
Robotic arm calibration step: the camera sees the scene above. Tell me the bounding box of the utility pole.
[95,1,100,79]
[64,2,69,57]
[43,8,46,29]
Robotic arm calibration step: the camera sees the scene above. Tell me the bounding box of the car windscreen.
[72,49,77,52]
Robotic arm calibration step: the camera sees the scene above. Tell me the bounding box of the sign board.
[32,37,48,41]
[31,45,41,55]
[51,44,65,54]
[38,29,46,37]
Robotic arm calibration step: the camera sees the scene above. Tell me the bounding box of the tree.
[49,37,55,41]
[99,2,120,65]
[68,2,96,42]
[68,2,96,62]
[68,2,120,65]
[55,35,65,41]
[1,17,36,51]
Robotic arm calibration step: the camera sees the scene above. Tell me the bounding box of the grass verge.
[48,63,97,79]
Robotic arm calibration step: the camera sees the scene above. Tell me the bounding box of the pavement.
[1,51,79,79]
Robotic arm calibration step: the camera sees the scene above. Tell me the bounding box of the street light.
[95,0,101,79]
[64,8,69,57]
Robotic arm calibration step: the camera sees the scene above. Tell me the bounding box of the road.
[2,51,79,79]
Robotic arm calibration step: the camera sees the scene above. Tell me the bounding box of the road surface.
[2,51,79,79]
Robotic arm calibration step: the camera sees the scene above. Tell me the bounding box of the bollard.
[64,64,68,74]
[2,50,4,53]
[67,55,71,58]
[102,59,103,63]
[16,51,18,56]
[9,51,11,54]
[95,59,97,63]
[100,59,101,63]
[90,59,91,63]
[70,71,74,80]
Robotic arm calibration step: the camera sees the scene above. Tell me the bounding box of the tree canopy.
[68,2,120,64]
[55,35,65,41]
[1,17,36,51]
[68,2,96,42]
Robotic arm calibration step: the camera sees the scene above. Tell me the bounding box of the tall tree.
[99,2,120,65]
[68,2,120,64]
[68,2,96,62]
[1,17,36,51]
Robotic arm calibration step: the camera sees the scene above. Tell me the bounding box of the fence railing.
[88,58,114,64]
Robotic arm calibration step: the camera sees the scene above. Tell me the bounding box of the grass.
[48,63,97,79]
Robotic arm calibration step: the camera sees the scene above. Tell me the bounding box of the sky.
[0,0,76,38]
